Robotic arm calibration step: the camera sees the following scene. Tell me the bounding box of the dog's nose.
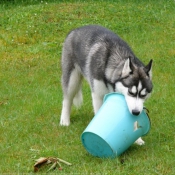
[132,109,140,116]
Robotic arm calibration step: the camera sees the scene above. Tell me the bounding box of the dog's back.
[62,25,144,85]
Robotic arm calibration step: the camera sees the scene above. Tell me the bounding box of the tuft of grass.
[0,0,175,174]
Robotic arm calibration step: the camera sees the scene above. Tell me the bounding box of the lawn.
[0,0,175,174]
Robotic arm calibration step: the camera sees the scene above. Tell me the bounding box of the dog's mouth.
[131,107,150,116]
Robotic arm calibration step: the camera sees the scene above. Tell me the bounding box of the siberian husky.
[60,25,153,145]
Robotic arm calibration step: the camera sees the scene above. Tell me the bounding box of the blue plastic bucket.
[81,93,150,158]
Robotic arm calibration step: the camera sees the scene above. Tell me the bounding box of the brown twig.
[57,157,72,166]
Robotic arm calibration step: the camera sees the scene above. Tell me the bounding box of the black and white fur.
[60,25,153,145]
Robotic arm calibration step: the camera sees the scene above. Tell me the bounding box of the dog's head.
[115,58,153,116]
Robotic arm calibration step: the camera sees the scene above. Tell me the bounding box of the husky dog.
[60,25,153,145]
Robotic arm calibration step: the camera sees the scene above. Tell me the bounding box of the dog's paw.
[135,138,145,145]
[60,118,70,126]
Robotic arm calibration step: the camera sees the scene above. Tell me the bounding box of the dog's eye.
[139,89,147,98]
[139,94,147,98]
[128,86,137,97]
[128,90,136,97]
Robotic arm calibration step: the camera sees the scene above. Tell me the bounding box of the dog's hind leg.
[60,97,72,126]
[73,86,83,108]
[60,68,82,126]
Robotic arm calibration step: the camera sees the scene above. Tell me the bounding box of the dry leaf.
[34,157,49,172]
[33,157,72,172]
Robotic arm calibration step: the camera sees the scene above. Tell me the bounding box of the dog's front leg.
[91,93,103,114]
[134,121,145,145]
[135,137,145,145]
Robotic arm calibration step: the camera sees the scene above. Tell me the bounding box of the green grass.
[0,0,175,174]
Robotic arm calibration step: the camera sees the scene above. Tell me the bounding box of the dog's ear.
[121,57,133,78]
[144,59,153,79]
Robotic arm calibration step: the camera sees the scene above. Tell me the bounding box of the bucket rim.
[141,108,151,136]
[103,92,123,102]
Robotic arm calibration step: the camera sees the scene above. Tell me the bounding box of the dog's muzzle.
[132,109,140,116]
